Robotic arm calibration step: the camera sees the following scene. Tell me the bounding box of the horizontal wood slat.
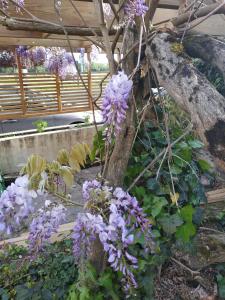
[0,72,108,119]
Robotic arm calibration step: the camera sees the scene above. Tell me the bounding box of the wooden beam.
[87,50,93,110]
[56,74,62,112]
[76,0,179,9]
[0,222,75,247]
[0,36,91,48]
[16,52,26,115]
[0,17,116,36]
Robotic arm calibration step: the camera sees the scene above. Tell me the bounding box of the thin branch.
[186,0,225,32]
[107,0,120,22]
[171,257,200,277]
[93,0,115,74]
[127,124,193,192]
[172,2,225,27]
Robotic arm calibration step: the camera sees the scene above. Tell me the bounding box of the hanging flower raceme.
[72,180,152,294]
[101,71,133,134]
[16,45,32,68]
[30,47,47,66]
[0,51,15,67]
[44,47,77,79]
[28,201,66,252]
[124,0,148,20]
[0,0,24,11]
[0,175,37,236]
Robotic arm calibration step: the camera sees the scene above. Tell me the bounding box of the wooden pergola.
[0,0,179,49]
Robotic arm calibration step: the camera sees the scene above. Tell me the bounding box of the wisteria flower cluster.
[0,50,15,67]
[45,48,77,79]
[0,0,24,12]
[124,0,148,20]
[0,175,37,236]
[101,71,133,134]
[72,180,152,293]
[28,201,66,252]
[16,46,77,79]
[30,46,47,66]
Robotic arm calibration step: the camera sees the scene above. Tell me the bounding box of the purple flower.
[72,181,152,294]
[124,0,148,19]
[82,179,102,202]
[31,47,46,66]
[0,51,15,67]
[1,0,24,11]
[45,48,77,79]
[0,175,37,237]
[101,71,133,134]
[72,212,105,263]
[28,203,66,252]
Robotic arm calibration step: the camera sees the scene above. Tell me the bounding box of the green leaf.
[79,287,90,300]
[170,165,182,175]
[180,205,195,223]
[198,159,212,172]
[217,274,225,298]
[133,186,146,198]
[176,223,196,242]
[188,139,204,149]
[152,229,161,238]
[151,197,168,218]
[158,214,183,234]
[146,178,160,191]
[15,285,32,300]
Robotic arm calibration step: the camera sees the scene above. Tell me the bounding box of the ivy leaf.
[158,214,183,234]
[176,223,196,242]
[151,197,168,218]
[79,287,90,300]
[198,159,212,172]
[217,274,225,298]
[188,139,204,149]
[146,178,160,191]
[170,165,182,175]
[180,205,195,223]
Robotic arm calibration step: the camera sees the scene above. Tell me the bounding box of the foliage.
[67,264,122,300]
[21,142,90,192]
[0,240,78,300]
[0,169,5,195]
[90,127,105,162]
[32,120,48,133]
[121,105,213,298]
[91,63,109,72]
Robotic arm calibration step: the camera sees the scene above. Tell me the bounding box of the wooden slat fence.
[0,72,108,120]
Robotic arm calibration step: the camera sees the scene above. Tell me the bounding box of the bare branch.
[93,0,116,74]
[172,2,225,27]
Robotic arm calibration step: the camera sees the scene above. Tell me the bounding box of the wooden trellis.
[0,69,108,120]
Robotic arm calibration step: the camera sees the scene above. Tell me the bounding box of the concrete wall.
[0,125,98,175]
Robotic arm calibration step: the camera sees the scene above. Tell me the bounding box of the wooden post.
[56,74,62,112]
[87,49,93,110]
[16,52,26,115]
